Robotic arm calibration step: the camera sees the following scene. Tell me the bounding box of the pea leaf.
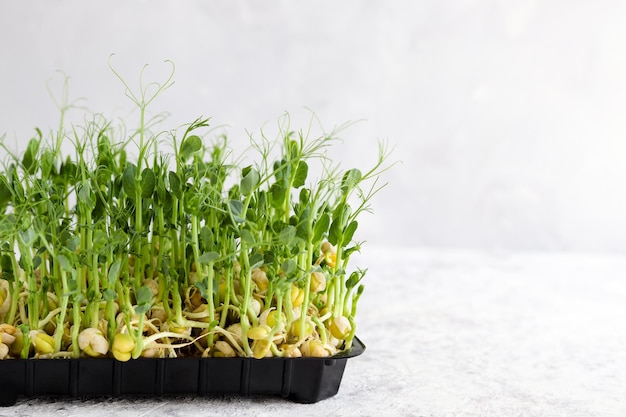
[141,168,156,199]
[228,199,245,223]
[19,227,37,246]
[279,225,297,244]
[111,229,129,248]
[22,137,40,174]
[280,259,297,276]
[8,165,24,203]
[135,285,153,306]
[328,217,341,246]
[270,184,286,209]
[93,230,108,252]
[32,255,42,270]
[194,281,209,299]
[123,164,138,199]
[0,175,11,208]
[180,135,202,160]
[293,161,308,188]
[342,220,359,245]
[240,168,260,196]
[341,168,362,192]
[57,254,72,272]
[200,226,214,252]
[249,252,264,270]
[135,303,150,315]
[77,181,96,209]
[67,236,81,252]
[67,278,78,295]
[1,254,13,274]
[262,250,275,264]
[107,260,122,286]
[60,158,77,182]
[298,187,310,206]
[168,171,182,199]
[312,213,330,243]
[184,192,200,215]
[102,289,117,302]
[0,214,16,235]
[241,228,256,245]
[197,251,220,265]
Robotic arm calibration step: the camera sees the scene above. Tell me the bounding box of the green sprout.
[0,59,394,360]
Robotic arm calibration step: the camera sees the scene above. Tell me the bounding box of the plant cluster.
[0,62,391,361]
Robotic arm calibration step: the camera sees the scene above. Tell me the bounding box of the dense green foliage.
[0,61,392,360]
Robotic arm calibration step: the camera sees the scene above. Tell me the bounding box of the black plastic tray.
[0,337,364,406]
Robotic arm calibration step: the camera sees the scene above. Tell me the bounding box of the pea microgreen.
[0,59,394,360]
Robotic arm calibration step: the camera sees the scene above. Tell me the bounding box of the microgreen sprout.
[0,60,394,360]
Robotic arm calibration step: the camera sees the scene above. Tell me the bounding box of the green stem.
[171,279,184,325]
[332,244,344,317]
[6,247,20,325]
[53,270,69,352]
[71,296,81,358]
[238,246,253,356]
[134,195,143,287]
[298,243,313,343]
[17,238,38,331]
[132,313,145,359]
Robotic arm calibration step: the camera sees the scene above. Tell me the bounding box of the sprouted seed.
[0,58,394,360]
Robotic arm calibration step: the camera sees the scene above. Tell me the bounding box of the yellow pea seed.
[310,271,326,293]
[250,298,262,317]
[1,332,15,345]
[280,343,302,358]
[112,333,135,362]
[149,304,168,323]
[114,351,132,362]
[289,320,313,339]
[164,322,191,338]
[0,343,9,359]
[185,285,203,309]
[291,285,304,308]
[321,241,333,254]
[0,324,16,335]
[262,309,285,329]
[0,324,17,345]
[324,252,337,268]
[0,280,9,314]
[251,268,269,294]
[330,315,352,340]
[247,325,271,340]
[79,328,109,357]
[32,331,55,355]
[302,340,330,358]
[9,329,24,356]
[252,339,271,359]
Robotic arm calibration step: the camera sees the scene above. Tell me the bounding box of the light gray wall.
[1,0,626,253]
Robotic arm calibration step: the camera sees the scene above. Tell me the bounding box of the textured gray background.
[2,0,626,252]
[1,2,625,416]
